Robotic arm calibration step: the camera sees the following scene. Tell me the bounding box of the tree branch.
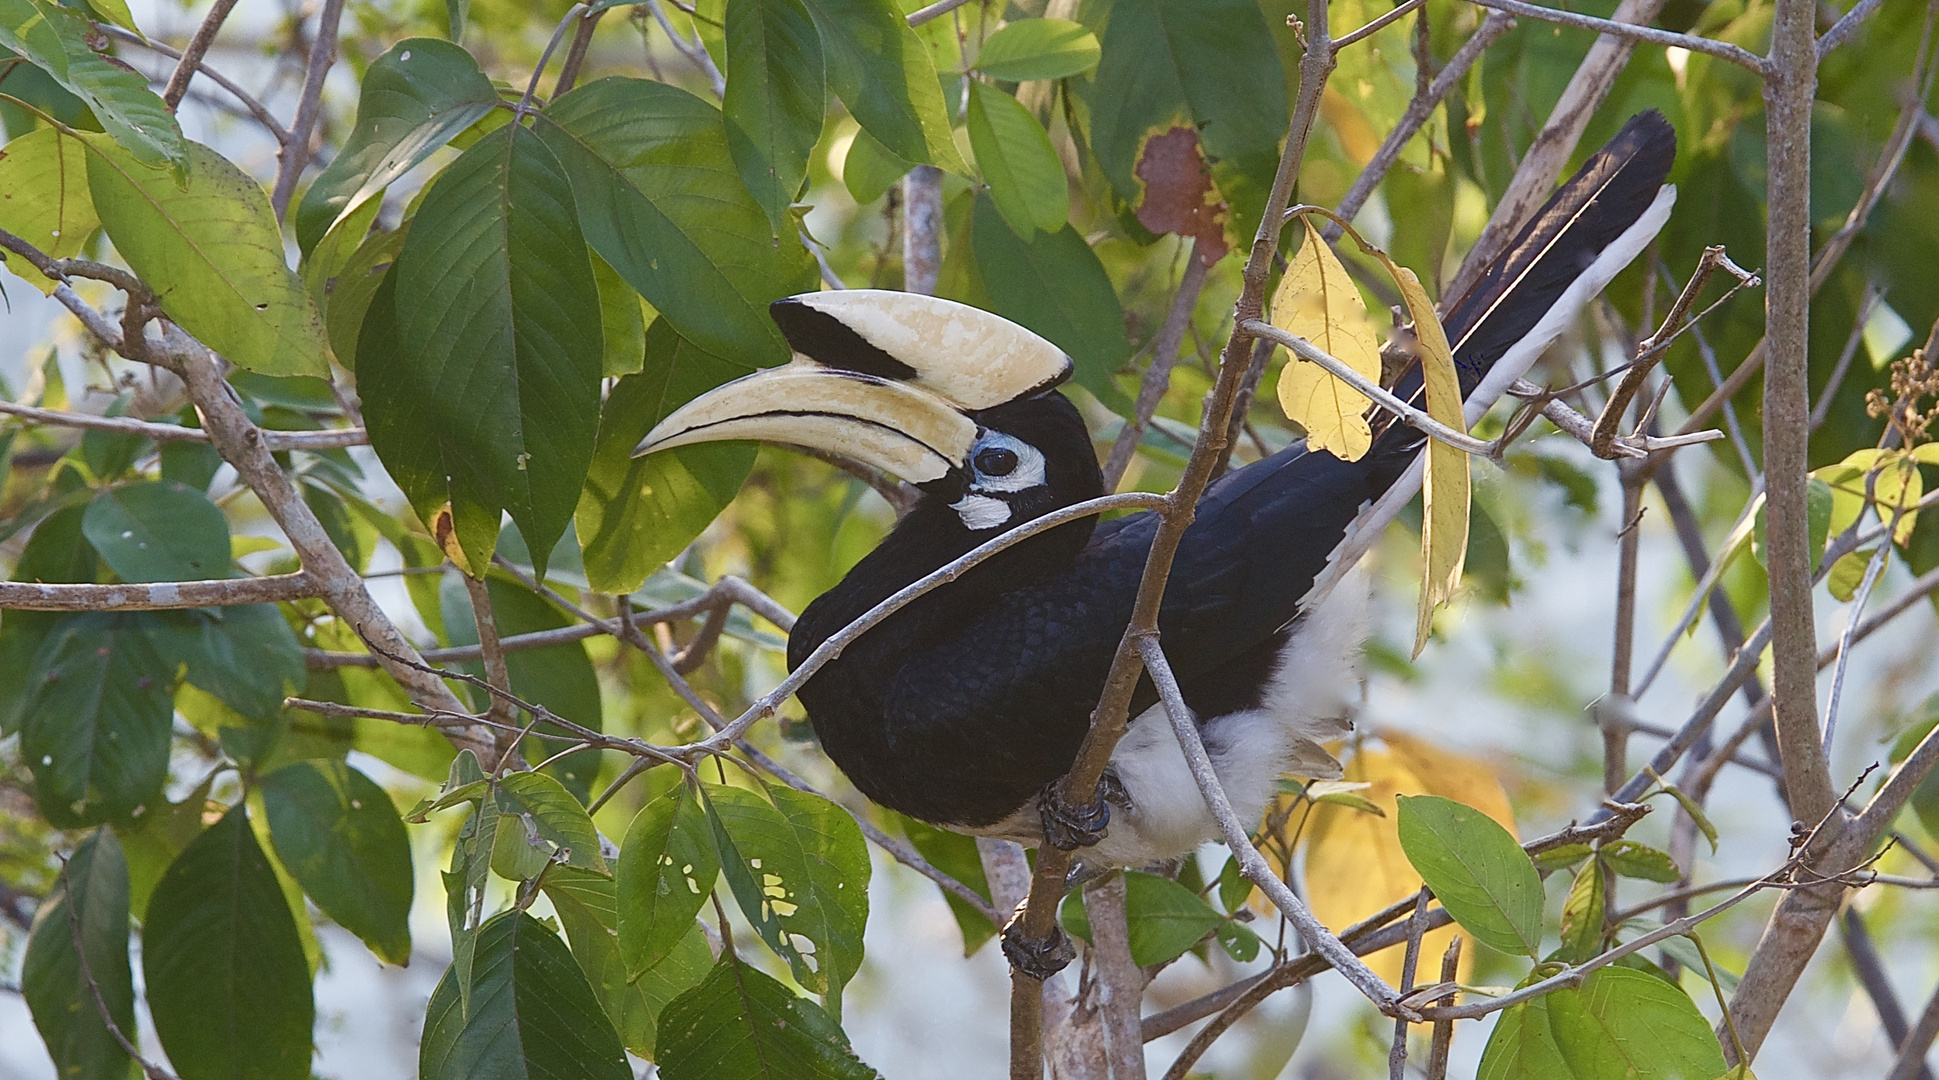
[271,0,348,220]
[100,26,286,144]
[1085,873,1149,1080]
[0,400,365,450]
[160,0,243,109]
[0,572,321,611]
[1104,239,1211,490]
[1463,0,1765,73]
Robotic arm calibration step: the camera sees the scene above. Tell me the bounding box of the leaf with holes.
[420,912,631,1080]
[294,38,499,254]
[491,770,606,874]
[261,760,414,965]
[618,782,718,979]
[143,804,314,1080]
[1396,793,1542,959]
[655,957,882,1080]
[23,829,134,1080]
[81,134,325,376]
[360,122,602,579]
[545,865,712,1057]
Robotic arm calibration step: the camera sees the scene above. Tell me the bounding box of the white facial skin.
[949,431,1047,531]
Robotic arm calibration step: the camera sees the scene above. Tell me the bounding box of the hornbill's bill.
[636,111,1678,871]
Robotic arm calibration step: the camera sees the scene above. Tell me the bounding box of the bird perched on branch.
[636,112,1676,875]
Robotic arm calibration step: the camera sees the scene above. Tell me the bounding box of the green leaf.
[23,829,134,1080]
[797,0,963,173]
[656,957,882,1080]
[443,800,498,1011]
[1081,0,1287,243]
[1601,840,1682,884]
[544,865,712,1057]
[1216,919,1260,962]
[20,613,174,827]
[293,38,499,255]
[143,804,315,1080]
[1555,860,1605,964]
[0,503,99,736]
[841,124,912,204]
[1826,547,1875,602]
[536,77,813,366]
[492,770,607,874]
[77,0,138,36]
[261,760,414,965]
[361,122,603,579]
[0,127,99,294]
[81,134,327,376]
[576,319,759,594]
[1061,871,1224,967]
[617,782,719,977]
[315,219,405,373]
[967,82,1068,237]
[1396,793,1543,959]
[972,18,1100,81]
[723,0,825,233]
[969,193,1130,407]
[594,253,647,376]
[146,603,305,719]
[704,781,870,1001]
[1216,853,1251,914]
[1532,843,1595,873]
[81,480,230,582]
[896,815,996,954]
[0,0,184,168]
[420,912,632,1080]
[1479,966,1727,1080]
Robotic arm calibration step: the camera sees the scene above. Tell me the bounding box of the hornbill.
[636,112,1677,873]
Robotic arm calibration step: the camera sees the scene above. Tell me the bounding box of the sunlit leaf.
[0,0,183,168]
[1061,871,1224,967]
[1390,263,1470,657]
[972,18,1099,82]
[797,0,964,173]
[966,81,1068,237]
[1478,967,1727,1079]
[1600,840,1681,883]
[1555,859,1605,963]
[1273,218,1381,462]
[1396,794,1542,959]
[0,127,98,294]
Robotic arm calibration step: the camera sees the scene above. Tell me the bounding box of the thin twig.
[906,0,974,26]
[1844,908,1938,1080]
[1425,937,1461,1080]
[1893,983,1939,1080]
[553,7,607,97]
[1819,0,1886,56]
[1821,540,1891,753]
[1389,889,1432,1079]
[62,869,177,1080]
[1104,239,1212,490]
[0,400,366,449]
[1463,0,1766,72]
[0,572,321,611]
[161,0,242,109]
[271,0,348,220]
[101,26,285,143]
[1333,0,1427,49]
[461,572,519,753]
[645,0,725,97]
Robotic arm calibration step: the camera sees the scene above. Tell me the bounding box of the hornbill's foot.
[1038,770,1127,851]
[1001,912,1076,980]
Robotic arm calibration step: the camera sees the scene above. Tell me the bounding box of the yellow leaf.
[1836,449,1922,545]
[1273,217,1381,462]
[1387,265,1470,657]
[1283,735,1515,985]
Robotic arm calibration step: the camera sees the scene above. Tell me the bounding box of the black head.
[915,391,1103,535]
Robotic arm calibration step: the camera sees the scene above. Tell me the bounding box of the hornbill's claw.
[1001,912,1076,980]
[1039,781,1109,851]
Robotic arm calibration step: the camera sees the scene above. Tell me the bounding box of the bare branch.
[645,0,725,97]
[0,400,366,450]
[1104,240,1212,490]
[160,0,242,109]
[1463,0,1765,73]
[1085,874,1149,1079]
[904,165,944,296]
[1389,889,1432,1079]
[0,572,321,611]
[461,571,520,754]
[1843,909,1937,1080]
[553,7,608,97]
[1425,937,1461,1080]
[1333,0,1427,49]
[1243,319,1496,455]
[906,0,974,26]
[101,26,286,143]
[271,0,348,220]
[1892,987,1939,1080]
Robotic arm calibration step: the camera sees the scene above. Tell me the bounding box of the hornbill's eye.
[975,447,1019,477]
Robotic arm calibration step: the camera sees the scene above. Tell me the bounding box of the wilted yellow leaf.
[1273,217,1381,462]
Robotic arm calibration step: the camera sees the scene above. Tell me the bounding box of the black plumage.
[784,111,1678,840]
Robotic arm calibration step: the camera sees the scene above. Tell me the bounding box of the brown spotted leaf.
[1133,127,1227,265]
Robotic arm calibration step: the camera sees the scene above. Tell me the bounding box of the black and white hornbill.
[636,112,1678,871]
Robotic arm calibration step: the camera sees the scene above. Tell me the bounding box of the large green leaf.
[19,613,174,827]
[0,0,183,168]
[420,912,632,1080]
[797,0,961,172]
[22,829,134,1080]
[1060,871,1224,967]
[145,603,305,719]
[723,0,824,233]
[143,804,314,1080]
[966,81,1068,237]
[316,219,405,372]
[1396,794,1543,959]
[972,17,1100,82]
[704,781,869,1003]
[969,194,1129,406]
[361,122,603,579]
[81,135,327,376]
[491,770,607,874]
[293,38,499,254]
[1081,0,1287,244]
[0,127,99,293]
[535,77,814,364]
[656,957,881,1080]
[576,319,759,594]
[1478,967,1728,1080]
[81,480,229,583]
[617,782,719,978]
[261,760,414,965]
[544,865,712,1058]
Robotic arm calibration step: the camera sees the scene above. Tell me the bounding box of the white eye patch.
[969,431,1046,494]
[951,493,1012,531]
